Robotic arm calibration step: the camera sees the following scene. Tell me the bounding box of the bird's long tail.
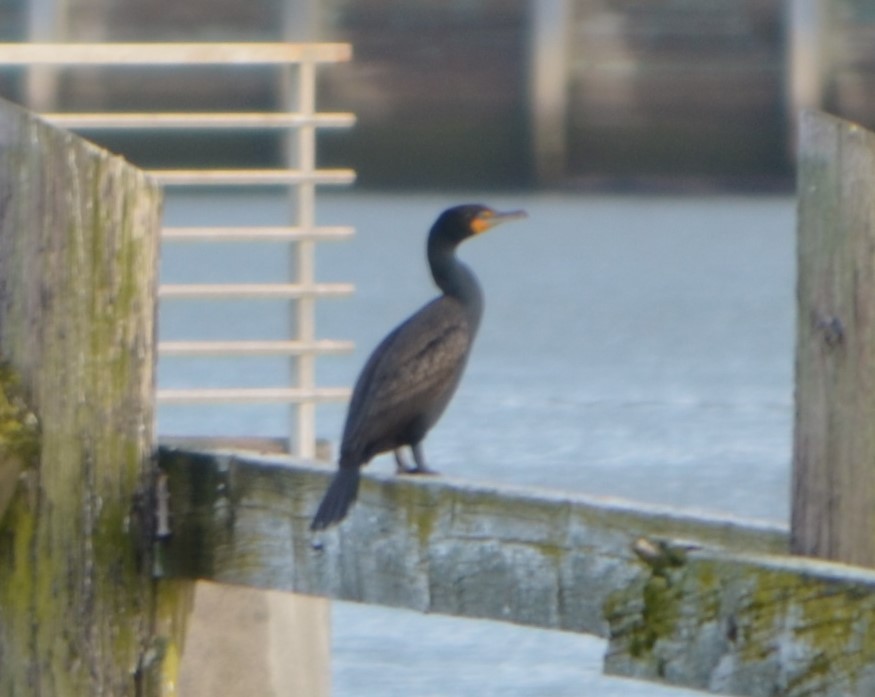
[310,467,360,531]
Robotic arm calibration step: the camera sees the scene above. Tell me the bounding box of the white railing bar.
[157,386,351,404]
[43,112,356,129]
[11,41,358,456]
[161,225,354,242]
[158,282,354,299]
[0,42,352,65]
[158,340,354,356]
[151,168,356,186]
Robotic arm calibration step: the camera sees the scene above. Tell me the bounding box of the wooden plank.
[157,448,786,636]
[159,448,875,697]
[0,96,188,696]
[792,110,875,566]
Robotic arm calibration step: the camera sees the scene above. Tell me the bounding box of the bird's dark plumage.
[310,204,526,531]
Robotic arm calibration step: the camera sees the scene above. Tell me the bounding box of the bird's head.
[433,204,527,244]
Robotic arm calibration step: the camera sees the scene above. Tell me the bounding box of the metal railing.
[0,42,356,458]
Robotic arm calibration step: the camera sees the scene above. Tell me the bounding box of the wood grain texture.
[792,110,875,566]
[0,97,174,697]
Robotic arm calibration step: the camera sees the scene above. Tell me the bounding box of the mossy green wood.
[160,448,875,695]
[0,98,187,696]
[604,546,875,696]
[792,110,875,566]
[0,363,39,525]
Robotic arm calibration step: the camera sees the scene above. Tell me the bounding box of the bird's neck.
[428,237,484,316]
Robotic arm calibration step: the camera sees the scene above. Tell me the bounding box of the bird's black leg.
[408,442,438,475]
[394,448,415,474]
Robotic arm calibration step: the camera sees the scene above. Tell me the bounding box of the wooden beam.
[159,448,875,697]
[604,543,875,696]
[792,110,875,566]
[158,448,785,637]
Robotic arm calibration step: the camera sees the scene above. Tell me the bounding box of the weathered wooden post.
[792,109,875,566]
[0,97,189,696]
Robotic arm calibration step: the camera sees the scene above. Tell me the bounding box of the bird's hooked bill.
[472,208,528,234]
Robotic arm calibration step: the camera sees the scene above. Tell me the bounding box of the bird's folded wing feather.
[344,299,472,441]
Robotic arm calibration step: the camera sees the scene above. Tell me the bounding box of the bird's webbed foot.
[394,444,439,476]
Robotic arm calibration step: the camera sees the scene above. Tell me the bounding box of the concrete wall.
[179,582,330,697]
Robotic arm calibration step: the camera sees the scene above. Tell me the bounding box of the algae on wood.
[792,110,875,566]
[604,544,875,697]
[0,97,185,697]
[0,363,38,525]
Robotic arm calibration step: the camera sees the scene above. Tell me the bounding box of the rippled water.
[159,191,796,696]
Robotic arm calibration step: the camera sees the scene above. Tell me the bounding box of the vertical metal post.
[283,1,321,459]
[293,57,317,459]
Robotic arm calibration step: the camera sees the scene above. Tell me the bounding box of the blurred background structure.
[1,0,874,190]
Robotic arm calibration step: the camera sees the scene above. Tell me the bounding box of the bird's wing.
[342,298,472,453]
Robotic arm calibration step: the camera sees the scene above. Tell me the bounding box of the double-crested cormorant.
[310,204,527,531]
